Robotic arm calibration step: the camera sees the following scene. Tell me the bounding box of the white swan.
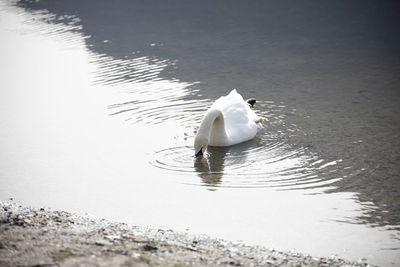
[194,89,265,157]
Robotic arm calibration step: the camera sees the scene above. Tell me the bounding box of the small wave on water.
[150,137,342,191]
[102,54,212,126]
[149,101,343,191]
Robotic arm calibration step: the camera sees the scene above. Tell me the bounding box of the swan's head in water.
[194,135,208,158]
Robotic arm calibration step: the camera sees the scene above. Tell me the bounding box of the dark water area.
[2,0,400,265]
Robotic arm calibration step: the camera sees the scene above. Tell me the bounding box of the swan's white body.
[194,89,261,155]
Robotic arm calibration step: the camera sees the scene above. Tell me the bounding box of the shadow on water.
[194,140,256,189]
[13,0,400,230]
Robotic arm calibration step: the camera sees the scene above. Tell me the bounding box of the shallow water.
[1,0,400,266]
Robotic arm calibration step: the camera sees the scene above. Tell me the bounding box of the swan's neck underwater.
[195,109,229,156]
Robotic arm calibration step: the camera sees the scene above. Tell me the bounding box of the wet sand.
[0,201,371,267]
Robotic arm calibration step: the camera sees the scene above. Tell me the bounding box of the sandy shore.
[0,201,371,266]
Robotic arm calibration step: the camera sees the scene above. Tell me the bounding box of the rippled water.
[1,0,400,266]
[150,101,343,190]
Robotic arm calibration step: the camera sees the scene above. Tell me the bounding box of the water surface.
[1,0,399,266]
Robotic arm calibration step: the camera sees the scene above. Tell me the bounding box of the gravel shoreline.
[0,201,371,266]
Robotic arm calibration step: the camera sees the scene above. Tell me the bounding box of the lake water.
[1,0,400,266]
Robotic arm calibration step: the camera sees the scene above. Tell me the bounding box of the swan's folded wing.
[222,93,260,145]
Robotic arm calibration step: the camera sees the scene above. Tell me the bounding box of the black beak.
[195,147,203,157]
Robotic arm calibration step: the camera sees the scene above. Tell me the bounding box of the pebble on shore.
[0,201,372,266]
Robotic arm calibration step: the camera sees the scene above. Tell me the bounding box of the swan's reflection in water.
[194,151,224,188]
[194,139,258,188]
